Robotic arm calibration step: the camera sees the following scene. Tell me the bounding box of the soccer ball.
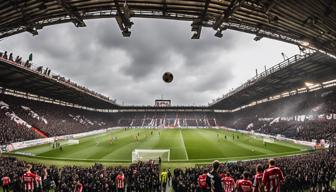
[162,72,173,83]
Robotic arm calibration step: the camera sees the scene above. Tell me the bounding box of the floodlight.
[301,41,310,46]
[305,82,314,87]
[254,35,263,41]
[191,32,200,39]
[122,30,131,37]
[214,30,223,38]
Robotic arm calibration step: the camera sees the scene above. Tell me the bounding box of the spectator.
[197,169,209,192]
[236,171,253,192]
[3,51,7,59]
[262,159,284,192]
[206,160,222,192]
[222,171,235,192]
[116,171,125,192]
[1,174,10,192]
[74,179,83,192]
[8,53,13,61]
[161,168,168,192]
[252,164,263,192]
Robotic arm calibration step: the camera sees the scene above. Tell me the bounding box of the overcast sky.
[0,18,300,106]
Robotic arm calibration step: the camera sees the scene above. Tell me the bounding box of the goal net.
[132,149,170,163]
[67,139,79,145]
[263,137,275,143]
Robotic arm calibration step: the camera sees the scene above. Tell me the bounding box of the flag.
[247,123,254,129]
[28,53,33,61]
[269,117,280,125]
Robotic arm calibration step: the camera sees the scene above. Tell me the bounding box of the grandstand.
[0,1,336,191]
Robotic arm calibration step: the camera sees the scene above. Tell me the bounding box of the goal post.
[132,149,170,163]
[263,137,275,143]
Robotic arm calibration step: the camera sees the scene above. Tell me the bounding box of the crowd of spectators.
[0,148,335,191]
[2,89,336,145]
[115,112,218,127]
[0,114,38,145]
[222,89,336,142]
[0,157,161,192]
[0,94,116,145]
[172,148,336,191]
[0,51,113,102]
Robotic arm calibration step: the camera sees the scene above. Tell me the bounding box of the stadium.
[0,0,336,191]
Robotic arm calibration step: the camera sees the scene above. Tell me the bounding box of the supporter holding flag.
[253,164,264,192]
[116,171,125,192]
[22,164,36,192]
[1,174,11,192]
[236,172,253,192]
[197,169,209,192]
[221,171,235,192]
[262,159,284,192]
[206,160,223,192]
[161,168,168,192]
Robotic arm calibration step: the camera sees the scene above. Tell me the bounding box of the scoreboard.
[155,99,171,107]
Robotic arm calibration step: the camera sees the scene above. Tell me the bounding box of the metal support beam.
[162,0,167,16]
[57,0,86,27]
[264,0,278,14]
[9,0,38,35]
[213,0,245,30]
[114,0,133,37]
[191,0,211,39]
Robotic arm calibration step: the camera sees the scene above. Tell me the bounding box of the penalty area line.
[179,129,189,160]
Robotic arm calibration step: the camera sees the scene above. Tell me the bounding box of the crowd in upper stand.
[0,51,113,102]
[1,87,336,146]
[225,88,336,142]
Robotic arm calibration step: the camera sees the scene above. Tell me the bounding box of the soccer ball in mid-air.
[162,72,173,83]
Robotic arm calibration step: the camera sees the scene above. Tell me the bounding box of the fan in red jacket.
[253,164,264,192]
[262,159,284,192]
[197,169,209,192]
[74,180,83,192]
[22,164,36,192]
[116,171,125,192]
[236,172,253,192]
[1,174,11,192]
[221,172,235,192]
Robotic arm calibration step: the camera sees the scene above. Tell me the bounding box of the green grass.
[7,128,310,166]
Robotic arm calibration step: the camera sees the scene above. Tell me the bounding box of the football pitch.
[11,128,310,165]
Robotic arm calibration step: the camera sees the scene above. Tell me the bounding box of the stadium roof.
[210,52,336,110]
[0,1,336,55]
[0,58,118,109]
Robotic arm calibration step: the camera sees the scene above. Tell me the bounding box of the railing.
[209,53,314,106]
[0,56,117,105]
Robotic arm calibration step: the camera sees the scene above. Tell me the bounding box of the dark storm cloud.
[94,19,237,79]
[0,18,298,105]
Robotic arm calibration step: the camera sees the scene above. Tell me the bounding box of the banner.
[2,128,111,152]
[69,114,102,126]
[257,113,336,122]
[21,106,48,124]
[0,101,32,128]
